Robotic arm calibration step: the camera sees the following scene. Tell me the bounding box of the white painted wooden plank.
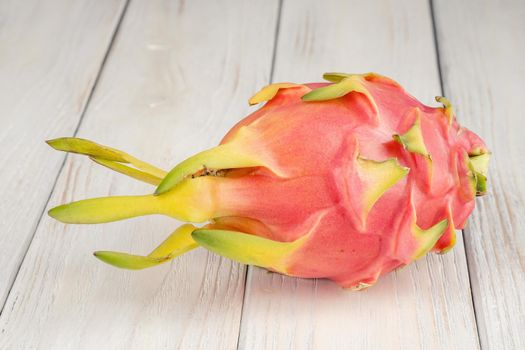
[433,0,525,348]
[238,1,480,349]
[0,0,279,348]
[0,0,127,308]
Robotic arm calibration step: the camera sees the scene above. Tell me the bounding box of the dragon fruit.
[47,72,490,289]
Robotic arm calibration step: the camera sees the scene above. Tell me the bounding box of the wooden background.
[0,0,523,348]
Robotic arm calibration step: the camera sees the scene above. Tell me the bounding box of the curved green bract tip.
[94,224,198,270]
[468,153,490,196]
[474,172,487,195]
[413,219,449,259]
[301,77,357,101]
[469,153,490,177]
[94,251,166,270]
[47,137,128,162]
[302,75,379,117]
[392,111,431,158]
[155,145,262,195]
[322,72,353,83]
[435,96,454,124]
[357,156,410,217]
[48,195,161,224]
[468,147,487,157]
[248,83,298,105]
[47,137,167,183]
[192,229,305,272]
[322,72,387,84]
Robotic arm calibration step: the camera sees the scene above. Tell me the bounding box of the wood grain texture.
[0,0,127,308]
[433,0,525,348]
[238,1,480,349]
[0,0,278,348]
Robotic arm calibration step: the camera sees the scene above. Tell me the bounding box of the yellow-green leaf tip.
[94,251,165,270]
[48,204,69,223]
[469,153,490,177]
[322,72,353,83]
[248,83,298,105]
[47,195,160,224]
[191,229,302,272]
[46,137,128,162]
[392,113,431,158]
[357,157,410,216]
[413,219,449,259]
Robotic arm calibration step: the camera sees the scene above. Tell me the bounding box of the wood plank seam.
[429,0,482,347]
[0,0,131,316]
[236,1,284,348]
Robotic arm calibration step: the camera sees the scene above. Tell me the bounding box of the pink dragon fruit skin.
[47,72,489,289]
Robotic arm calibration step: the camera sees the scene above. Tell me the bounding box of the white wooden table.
[0,0,523,349]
